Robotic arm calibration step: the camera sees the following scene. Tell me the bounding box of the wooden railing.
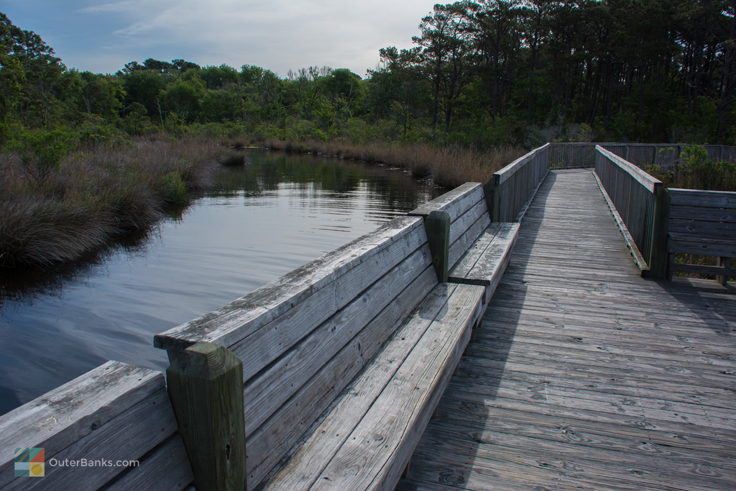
[594,146,668,277]
[487,143,550,222]
[548,142,736,169]
[667,189,736,284]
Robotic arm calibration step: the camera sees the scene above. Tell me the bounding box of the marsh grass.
[262,139,526,188]
[0,135,219,268]
[1,133,526,268]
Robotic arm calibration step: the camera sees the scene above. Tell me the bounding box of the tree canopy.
[1,1,734,146]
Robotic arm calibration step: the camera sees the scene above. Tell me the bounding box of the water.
[0,152,437,415]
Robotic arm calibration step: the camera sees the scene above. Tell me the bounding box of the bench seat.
[262,282,485,490]
[449,222,520,306]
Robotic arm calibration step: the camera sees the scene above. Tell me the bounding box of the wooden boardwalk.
[402,169,736,490]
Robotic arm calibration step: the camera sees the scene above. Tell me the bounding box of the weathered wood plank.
[409,183,483,222]
[596,145,661,192]
[243,245,433,434]
[668,235,736,257]
[669,188,736,208]
[263,283,466,490]
[106,435,193,491]
[227,221,429,383]
[0,362,175,489]
[313,284,485,491]
[405,169,736,491]
[447,207,491,271]
[668,218,736,238]
[670,205,736,222]
[592,171,650,273]
[449,223,519,305]
[495,144,549,184]
[154,216,425,352]
[245,266,438,487]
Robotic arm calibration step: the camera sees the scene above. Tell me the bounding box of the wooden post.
[165,342,246,491]
[647,183,669,279]
[483,180,495,219]
[425,210,450,282]
[717,257,730,286]
[492,174,501,222]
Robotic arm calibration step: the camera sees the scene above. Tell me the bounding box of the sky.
[1,0,438,78]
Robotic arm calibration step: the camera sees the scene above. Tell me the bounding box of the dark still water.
[0,152,437,415]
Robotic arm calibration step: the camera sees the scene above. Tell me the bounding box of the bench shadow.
[406,174,559,489]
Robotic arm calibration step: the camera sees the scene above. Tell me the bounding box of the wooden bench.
[0,180,520,491]
[667,188,736,284]
[0,361,193,489]
[154,213,486,490]
[410,182,520,307]
[154,181,520,490]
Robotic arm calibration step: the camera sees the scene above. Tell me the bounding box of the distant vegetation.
[0,1,734,268]
[644,146,736,191]
[1,2,734,149]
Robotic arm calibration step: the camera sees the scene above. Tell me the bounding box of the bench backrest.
[410,182,490,270]
[667,189,736,273]
[154,215,436,487]
[0,361,192,490]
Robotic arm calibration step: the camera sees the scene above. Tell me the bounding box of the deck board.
[404,169,736,490]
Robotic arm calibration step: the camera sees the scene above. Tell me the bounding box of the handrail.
[489,143,551,222]
[495,143,550,184]
[595,146,662,192]
[593,145,668,278]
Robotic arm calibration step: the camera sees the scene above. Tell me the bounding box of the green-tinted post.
[425,210,451,282]
[483,180,495,220]
[648,183,670,280]
[166,342,246,491]
[491,174,502,222]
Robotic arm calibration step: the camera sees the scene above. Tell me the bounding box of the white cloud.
[73,0,435,75]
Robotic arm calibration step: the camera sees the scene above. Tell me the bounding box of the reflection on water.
[0,152,437,415]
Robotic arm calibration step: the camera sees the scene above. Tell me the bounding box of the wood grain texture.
[595,145,662,192]
[262,283,468,490]
[166,342,245,490]
[449,222,519,306]
[409,183,483,222]
[669,188,736,208]
[404,169,736,491]
[243,245,433,434]
[592,170,650,273]
[0,361,183,490]
[154,216,425,352]
[106,435,194,491]
[245,265,438,488]
[312,284,484,491]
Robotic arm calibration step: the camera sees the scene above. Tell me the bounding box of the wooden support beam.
[425,210,451,282]
[717,257,731,286]
[492,174,501,222]
[165,342,246,491]
[483,180,495,220]
[648,184,670,280]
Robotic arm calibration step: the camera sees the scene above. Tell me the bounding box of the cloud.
[71,0,435,75]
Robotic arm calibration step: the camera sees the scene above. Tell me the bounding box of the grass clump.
[0,135,220,268]
[262,139,526,188]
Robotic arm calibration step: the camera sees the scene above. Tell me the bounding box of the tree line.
[1,0,734,148]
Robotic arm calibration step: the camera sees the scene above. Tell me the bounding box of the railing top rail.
[595,145,662,193]
[668,188,736,196]
[494,143,550,184]
[551,141,729,148]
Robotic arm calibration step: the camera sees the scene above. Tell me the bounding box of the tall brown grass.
[1,134,526,268]
[261,139,526,188]
[0,135,220,268]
